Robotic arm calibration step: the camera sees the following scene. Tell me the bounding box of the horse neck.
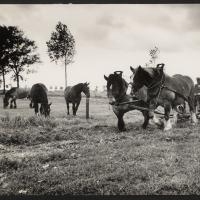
[112,79,127,101]
[146,71,164,89]
[73,84,84,95]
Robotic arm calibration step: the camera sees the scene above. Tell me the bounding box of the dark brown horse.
[131,64,197,131]
[104,71,150,131]
[3,87,30,109]
[30,83,51,117]
[64,82,90,116]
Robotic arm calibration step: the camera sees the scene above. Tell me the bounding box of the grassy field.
[0,95,200,195]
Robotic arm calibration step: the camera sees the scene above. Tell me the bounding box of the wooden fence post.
[86,97,89,119]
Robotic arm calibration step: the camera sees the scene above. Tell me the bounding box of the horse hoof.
[119,128,126,132]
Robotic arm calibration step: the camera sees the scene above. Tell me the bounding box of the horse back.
[64,86,81,103]
[30,83,48,104]
[166,74,195,97]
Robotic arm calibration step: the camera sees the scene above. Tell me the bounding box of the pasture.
[0,95,200,195]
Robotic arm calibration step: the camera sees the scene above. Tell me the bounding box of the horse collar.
[147,72,165,107]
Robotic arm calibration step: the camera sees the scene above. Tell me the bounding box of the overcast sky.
[0,4,200,90]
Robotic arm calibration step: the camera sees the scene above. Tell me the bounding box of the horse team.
[2,63,199,131]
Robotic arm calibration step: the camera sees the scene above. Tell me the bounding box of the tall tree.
[0,26,13,93]
[46,21,76,87]
[7,26,40,88]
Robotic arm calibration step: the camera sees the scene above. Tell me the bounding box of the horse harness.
[147,72,189,109]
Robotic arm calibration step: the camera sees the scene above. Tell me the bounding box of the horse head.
[104,71,128,104]
[130,64,165,93]
[82,82,90,98]
[40,102,52,117]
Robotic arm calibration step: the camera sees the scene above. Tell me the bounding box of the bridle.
[107,71,128,104]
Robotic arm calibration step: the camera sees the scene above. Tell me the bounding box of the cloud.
[97,14,125,29]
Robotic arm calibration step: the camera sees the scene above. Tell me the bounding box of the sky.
[0,4,200,91]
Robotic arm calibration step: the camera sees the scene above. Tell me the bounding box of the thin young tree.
[149,46,160,67]
[46,21,76,87]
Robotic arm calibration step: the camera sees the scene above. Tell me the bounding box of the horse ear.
[138,65,143,72]
[156,63,165,70]
[130,66,135,73]
[104,75,108,81]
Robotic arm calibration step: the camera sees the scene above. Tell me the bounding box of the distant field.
[0,96,200,195]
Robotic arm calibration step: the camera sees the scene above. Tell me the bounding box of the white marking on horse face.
[191,111,197,124]
[164,119,172,131]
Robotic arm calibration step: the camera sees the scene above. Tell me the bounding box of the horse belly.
[157,90,176,106]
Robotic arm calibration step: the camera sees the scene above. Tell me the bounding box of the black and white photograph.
[0,3,200,195]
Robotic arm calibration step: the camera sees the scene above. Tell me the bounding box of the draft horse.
[131,64,197,131]
[30,83,52,117]
[3,87,30,109]
[104,71,150,131]
[64,82,90,116]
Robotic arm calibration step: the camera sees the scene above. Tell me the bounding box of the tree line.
[0,21,76,94]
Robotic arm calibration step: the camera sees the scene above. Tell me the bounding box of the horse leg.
[14,99,17,109]
[163,104,172,131]
[72,103,76,116]
[188,96,197,125]
[75,101,80,115]
[113,108,126,131]
[34,103,39,116]
[141,110,149,129]
[30,100,34,108]
[148,101,162,127]
[10,99,13,109]
[67,103,70,115]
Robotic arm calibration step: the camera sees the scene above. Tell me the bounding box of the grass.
[0,96,200,194]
